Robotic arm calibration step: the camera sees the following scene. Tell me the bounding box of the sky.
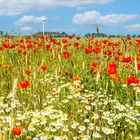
[0,0,140,35]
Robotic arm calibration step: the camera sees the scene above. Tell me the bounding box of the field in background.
[0,35,140,140]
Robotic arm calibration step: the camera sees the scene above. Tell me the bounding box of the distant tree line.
[85,33,108,37]
[0,31,3,36]
[34,32,140,38]
[33,32,71,37]
[0,30,140,38]
[85,33,140,38]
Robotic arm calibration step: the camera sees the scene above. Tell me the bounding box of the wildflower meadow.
[0,35,140,140]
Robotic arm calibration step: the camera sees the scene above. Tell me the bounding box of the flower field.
[0,35,140,140]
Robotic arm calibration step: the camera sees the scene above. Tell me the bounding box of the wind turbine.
[42,18,46,36]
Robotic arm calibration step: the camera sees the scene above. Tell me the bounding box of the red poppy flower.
[117,50,122,55]
[68,35,73,39]
[55,41,61,46]
[126,76,139,85]
[46,44,51,50]
[32,49,38,54]
[126,36,131,40]
[129,41,133,46]
[19,80,31,89]
[74,42,79,48]
[105,50,113,55]
[114,56,120,61]
[91,62,101,74]
[63,51,71,58]
[62,38,68,43]
[41,65,48,70]
[6,64,11,69]
[107,63,118,77]
[108,63,118,69]
[25,70,31,75]
[122,57,132,63]
[17,49,23,53]
[93,47,101,54]
[85,48,92,54]
[137,64,140,70]
[103,39,108,44]
[92,62,98,69]
[107,67,117,75]
[73,77,82,81]
[12,126,23,136]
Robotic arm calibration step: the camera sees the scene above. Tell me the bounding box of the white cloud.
[0,0,114,16]
[20,27,33,32]
[16,15,47,25]
[76,6,87,10]
[73,10,138,26]
[125,24,140,32]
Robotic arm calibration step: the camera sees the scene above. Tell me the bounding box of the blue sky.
[0,0,140,35]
